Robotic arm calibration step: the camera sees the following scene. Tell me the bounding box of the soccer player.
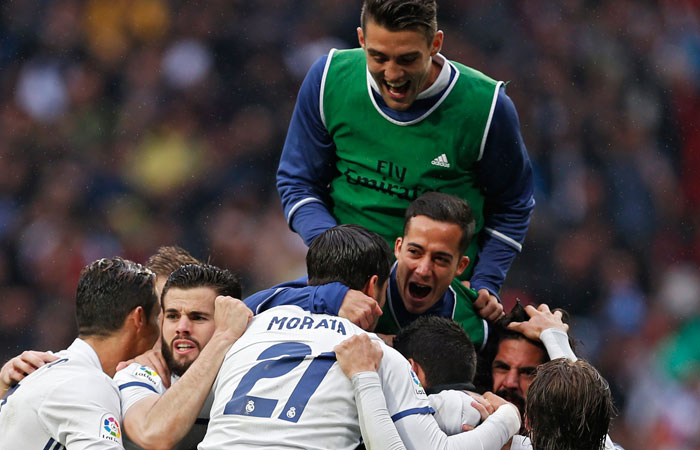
[504,304,623,450]
[114,263,251,450]
[0,257,160,449]
[245,192,491,348]
[200,224,520,449]
[393,315,494,435]
[0,246,201,407]
[523,359,616,450]
[277,0,534,322]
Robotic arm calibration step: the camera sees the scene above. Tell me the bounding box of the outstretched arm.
[277,55,338,245]
[470,89,535,306]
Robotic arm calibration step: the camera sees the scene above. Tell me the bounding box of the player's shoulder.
[114,362,167,394]
[37,363,120,412]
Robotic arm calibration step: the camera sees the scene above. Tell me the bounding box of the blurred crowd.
[0,1,698,449]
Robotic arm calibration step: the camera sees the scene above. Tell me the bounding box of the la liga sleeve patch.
[99,412,122,444]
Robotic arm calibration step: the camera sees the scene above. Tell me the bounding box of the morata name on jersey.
[266,315,347,335]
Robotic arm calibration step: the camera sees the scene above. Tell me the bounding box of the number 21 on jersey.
[223,342,335,423]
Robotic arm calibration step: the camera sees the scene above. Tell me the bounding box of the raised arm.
[335,334,407,450]
[507,303,577,361]
[120,297,252,449]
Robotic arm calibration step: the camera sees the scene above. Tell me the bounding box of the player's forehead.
[363,19,432,54]
[163,286,217,314]
[403,215,462,255]
[494,338,546,367]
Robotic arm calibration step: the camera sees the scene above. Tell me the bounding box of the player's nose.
[175,317,192,334]
[384,61,403,82]
[414,256,432,277]
[504,369,519,389]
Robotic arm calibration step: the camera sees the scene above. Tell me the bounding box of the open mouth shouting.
[384,79,411,99]
[408,281,432,300]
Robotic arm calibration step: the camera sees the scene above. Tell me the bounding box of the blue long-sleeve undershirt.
[276,54,535,296]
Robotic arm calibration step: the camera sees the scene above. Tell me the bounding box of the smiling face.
[358,19,443,111]
[160,286,217,377]
[394,215,469,314]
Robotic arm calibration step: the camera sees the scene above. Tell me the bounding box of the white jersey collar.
[67,337,103,371]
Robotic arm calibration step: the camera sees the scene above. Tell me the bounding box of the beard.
[495,388,528,435]
[495,388,525,415]
[161,335,199,377]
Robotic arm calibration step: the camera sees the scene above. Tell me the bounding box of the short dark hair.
[361,0,438,41]
[404,192,475,255]
[394,316,476,388]
[145,246,202,278]
[76,257,158,337]
[526,359,615,450]
[161,264,242,303]
[473,302,548,393]
[307,224,392,290]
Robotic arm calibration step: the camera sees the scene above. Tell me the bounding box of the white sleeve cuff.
[540,328,577,362]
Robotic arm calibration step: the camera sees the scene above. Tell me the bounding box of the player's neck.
[82,333,135,377]
[420,56,443,93]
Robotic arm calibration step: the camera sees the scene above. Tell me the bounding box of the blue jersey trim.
[43,438,64,450]
[390,406,435,422]
[118,381,158,393]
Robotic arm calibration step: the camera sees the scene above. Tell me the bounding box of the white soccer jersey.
[199,305,432,450]
[0,339,124,450]
[113,363,213,450]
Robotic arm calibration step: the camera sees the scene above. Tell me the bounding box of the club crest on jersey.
[135,365,160,385]
[99,413,122,444]
[409,368,426,397]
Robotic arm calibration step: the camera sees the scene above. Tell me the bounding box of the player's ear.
[357,27,365,48]
[430,30,443,56]
[455,256,469,276]
[408,358,428,387]
[128,306,147,331]
[394,237,403,260]
[362,274,380,298]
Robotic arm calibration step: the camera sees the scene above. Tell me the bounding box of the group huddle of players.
[0,0,623,448]
[0,218,620,450]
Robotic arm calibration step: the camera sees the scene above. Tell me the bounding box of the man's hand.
[483,391,521,423]
[466,390,495,421]
[120,348,172,387]
[1,351,58,393]
[462,281,504,321]
[334,334,383,378]
[213,296,253,344]
[338,289,383,330]
[507,303,568,341]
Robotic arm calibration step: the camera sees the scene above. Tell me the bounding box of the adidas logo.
[431,153,450,168]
